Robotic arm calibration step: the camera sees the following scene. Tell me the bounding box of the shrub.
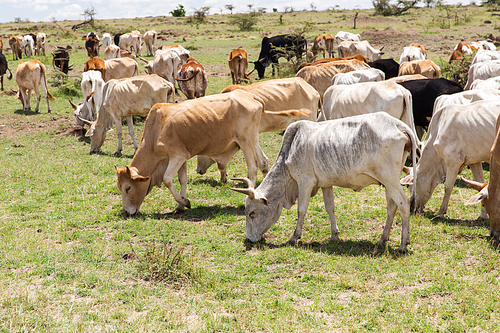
[229,12,261,31]
[440,52,474,88]
[170,4,186,17]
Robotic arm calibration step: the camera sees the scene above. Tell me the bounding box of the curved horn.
[246,68,255,76]
[231,177,254,189]
[175,70,197,81]
[68,62,75,69]
[68,98,78,110]
[460,176,486,192]
[379,45,385,51]
[78,116,93,126]
[231,187,255,199]
[138,56,149,64]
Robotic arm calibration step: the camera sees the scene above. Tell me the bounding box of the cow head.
[251,57,270,80]
[231,178,284,242]
[116,166,151,215]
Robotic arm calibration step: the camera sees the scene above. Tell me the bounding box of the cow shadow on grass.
[125,204,245,222]
[14,109,39,116]
[245,237,408,258]
[422,210,490,229]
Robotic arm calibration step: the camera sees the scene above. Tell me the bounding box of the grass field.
[1,5,500,332]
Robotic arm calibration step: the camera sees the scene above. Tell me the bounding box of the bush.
[229,12,261,31]
[170,4,186,17]
[440,52,474,88]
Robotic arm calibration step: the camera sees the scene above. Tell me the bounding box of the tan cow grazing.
[462,112,500,239]
[297,54,369,71]
[143,30,157,56]
[387,74,427,83]
[118,31,142,56]
[311,34,335,59]
[82,75,174,155]
[398,59,441,79]
[228,48,250,84]
[175,58,207,99]
[9,35,23,60]
[296,59,370,99]
[140,48,184,95]
[197,77,322,181]
[116,90,270,215]
[119,49,135,59]
[15,59,56,113]
[84,57,106,81]
[337,40,384,62]
[104,45,120,60]
[36,33,47,56]
[160,44,191,64]
[103,57,138,82]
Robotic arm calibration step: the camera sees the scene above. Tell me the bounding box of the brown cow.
[84,57,106,81]
[85,33,100,58]
[448,41,496,63]
[409,43,427,57]
[311,34,335,59]
[9,35,23,61]
[175,57,207,99]
[463,112,500,239]
[0,36,3,53]
[116,90,270,215]
[297,54,369,71]
[15,59,56,113]
[228,48,250,85]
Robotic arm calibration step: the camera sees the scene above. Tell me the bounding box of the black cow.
[0,53,13,91]
[397,78,463,137]
[52,46,74,74]
[114,33,122,46]
[252,34,307,79]
[368,58,399,79]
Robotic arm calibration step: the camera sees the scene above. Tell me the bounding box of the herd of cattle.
[1,28,500,251]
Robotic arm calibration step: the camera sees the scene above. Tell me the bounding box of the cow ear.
[465,187,488,205]
[400,174,413,186]
[85,127,94,137]
[260,197,269,206]
[132,175,150,182]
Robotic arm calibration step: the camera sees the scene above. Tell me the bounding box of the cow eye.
[248,211,256,219]
[125,186,131,193]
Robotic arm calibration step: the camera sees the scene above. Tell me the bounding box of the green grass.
[1,5,500,332]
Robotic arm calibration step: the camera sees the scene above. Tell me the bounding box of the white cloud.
[46,3,83,20]
[34,4,48,11]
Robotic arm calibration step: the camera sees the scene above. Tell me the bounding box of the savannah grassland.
[1,5,500,332]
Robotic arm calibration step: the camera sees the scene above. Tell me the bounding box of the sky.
[0,0,466,24]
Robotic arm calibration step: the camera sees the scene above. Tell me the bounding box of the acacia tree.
[372,0,419,16]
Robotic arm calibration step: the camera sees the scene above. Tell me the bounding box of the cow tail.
[402,87,420,149]
[40,64,56,101]
[317,96,326,122]
[133,61,138,77]
[7,67,12,80]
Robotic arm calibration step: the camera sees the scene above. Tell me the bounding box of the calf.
[9,35,23,61]
[311,34,335,59]
[15,59,56,113]
[36,33,47,56]
[232,112,417,253]
[228,48,250,85]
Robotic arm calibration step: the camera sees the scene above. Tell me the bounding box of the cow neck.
[129,146,166,188]
[257,151,291,207]
[94,105,114,134]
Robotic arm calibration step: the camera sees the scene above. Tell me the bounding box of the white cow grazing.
[399,46,426,63]
[470,76,500,90]
[232,112,417,253]
[337,40,384,62]
[83,75,175,155]
[331,68,385,85]
[401,100,500,219]
[141,49,183,93]
[36,33,46,56]
[80,70,105,120]
[464,60,500,90]
[323,80,419,143]
[104,45,121,60]
[471,49,500,66]
[143,30,157,56]
[161,44,191,64]
[334,31,361,45]
[102,33,112,49]
[433,89,500,113]
[23,35,34,58]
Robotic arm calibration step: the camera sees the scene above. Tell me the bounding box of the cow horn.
[380,45,385,51]
[68,62,74,69]
[460,176,486,192]
[246,68,255,76]
[138,56,149,64]
[78,116,93,126]
[68,98,77,110]
[126,166,131,176]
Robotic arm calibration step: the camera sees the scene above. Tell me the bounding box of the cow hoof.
[397,246,408,254]
[330,234,340,241]
[173,207,185,214]
[113,151,122,157]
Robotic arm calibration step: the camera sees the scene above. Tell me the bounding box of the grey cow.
[232,112,418,253]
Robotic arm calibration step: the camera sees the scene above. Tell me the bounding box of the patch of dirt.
[362,26,420,39]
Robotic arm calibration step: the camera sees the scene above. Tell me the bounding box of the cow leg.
[288,182,315,245]
[33,85,41,113]
[436,163,461,218]
[174,162,188,213]
[380,184,411,253]
[114,117,125,156]
[255,141,269,176]
[322,187,339,241]
[126,116,140,152]
[470,162,488,220]
[0,75,3,91]
[162,156,191,210]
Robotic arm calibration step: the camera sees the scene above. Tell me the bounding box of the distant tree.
[83,4,97,23]
[423,0,438,7]
[188,6,210,25]
[170,4,186,17]
[372,0,419,16]
[229,11,261,31]
[225,4,234,14]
